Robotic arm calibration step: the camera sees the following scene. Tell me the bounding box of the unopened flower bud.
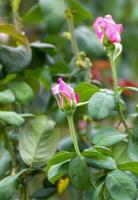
[93,15,123,45]
[52,78,79,114]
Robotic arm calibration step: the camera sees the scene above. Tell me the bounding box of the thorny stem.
[67,115,81,155]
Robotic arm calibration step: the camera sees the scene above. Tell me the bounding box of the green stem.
[65,9,79,57]
[67,115,80,155]
[109,57,132,135]
[11,0,22,32]
[118,108,132,135]
[21,182,30,200]
[110,58,119,105]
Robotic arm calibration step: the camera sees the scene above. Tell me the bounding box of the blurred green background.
[1,0,138,80]
[0,1,138,199]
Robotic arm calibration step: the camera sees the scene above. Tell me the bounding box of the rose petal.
[52,84,60,95]
[93,15,123,44]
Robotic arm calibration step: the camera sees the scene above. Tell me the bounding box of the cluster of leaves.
[0,0,138,200]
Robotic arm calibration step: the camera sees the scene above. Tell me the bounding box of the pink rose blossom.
[52,78,79,110]
[93,15,123,44]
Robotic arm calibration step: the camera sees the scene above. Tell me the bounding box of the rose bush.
[0,0,138,200]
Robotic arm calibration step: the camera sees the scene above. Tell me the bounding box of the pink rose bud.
[52,78,79,113]
[93,15,123,44]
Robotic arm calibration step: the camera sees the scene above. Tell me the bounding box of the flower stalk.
[109,52,132,135]
[67,115,80,155]
[109,54,119,106]
[11,0,22,32]
[52,78,80,154]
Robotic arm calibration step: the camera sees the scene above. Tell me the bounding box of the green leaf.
[31,41,55,54]
[105,170,137,200]
[128,141,138,161]
[39,0,66,32]
[119,98,126,111]
[118,162,138,175]
[0,24,31,77]
[31,187,56,199]
[93,127,127,147]
[20,113,34,118]
[82,147,106,159]
[0,74,16,85]
[39,0,92,33]
[49,62,68,75]
[86,156,117,170]
[69,155,91,190]
[23,75,40,94]
[0,152,11,178]
[132,125,138,140]
[113,43,122,62]
[58,136,73,151]
[0,176,17,199]
[88,91,115,120]
[0,89,15,104]
[46,151,75,172]
[48,160,69,184]
[123,86,138,93]
[112,142,130,165]
[93,182,104,200]
[0,144,12,178]
[94,146,112,156]
[70,0,92,23]
[0,111,24,126]
[83,187,95,200]
[106,43,122,63]
[75,82,99,102]
[128,113,138,119]
[9,81,34,105]
[96,174,107,186]
[23,4,44,25]
[0,45,32,73]
[0,170,25,200]
[19,115,59,167]
[0,24,29,47]
[76,26,104,57]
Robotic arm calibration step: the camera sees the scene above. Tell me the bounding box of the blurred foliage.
[0,0,138,199]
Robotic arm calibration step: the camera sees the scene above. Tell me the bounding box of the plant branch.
[110,58,119,105]
[118,105,132,135]
[65,9,79,57]
[109,54,132,135]
[67,115,80,155]
[11,0,22,32]
[21,180,30,200]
